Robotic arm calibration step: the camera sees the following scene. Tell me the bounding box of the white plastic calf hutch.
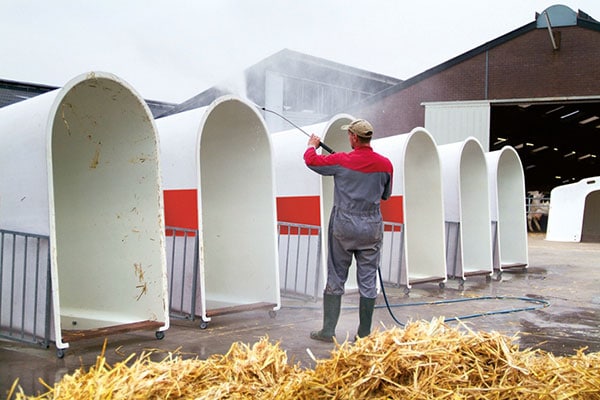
[438,138,493,285]
[371,128,447,293]
[485,146,528,272]
[546,177,600,242]
[0,72,169,356]
[155,96,280,328]
[271,114,359,298]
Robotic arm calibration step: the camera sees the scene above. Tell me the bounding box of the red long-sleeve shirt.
[304,146,393,212]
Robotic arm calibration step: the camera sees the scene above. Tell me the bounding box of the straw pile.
[300,319,600,399]
[9,318,600,399]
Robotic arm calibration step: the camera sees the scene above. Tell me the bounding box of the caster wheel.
[485,274,492,282]
[439,282,445,289]
[199,321,209,330]
[155,331,165,340]
[56,348,65,359]
[268,310,277,319]
[403,286,410,295]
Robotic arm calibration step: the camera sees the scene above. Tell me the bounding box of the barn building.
[353,4,600,193]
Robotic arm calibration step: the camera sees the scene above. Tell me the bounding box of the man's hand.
[308,134,321,148]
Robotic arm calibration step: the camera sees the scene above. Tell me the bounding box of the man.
[304,119,393,342]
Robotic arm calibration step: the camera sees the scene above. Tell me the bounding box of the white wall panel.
[423,101,491,149]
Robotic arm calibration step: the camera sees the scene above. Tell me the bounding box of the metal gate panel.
[165,227,200,320]
[0,229,51,347]
[277,222,321,300]
[379,222,405,287]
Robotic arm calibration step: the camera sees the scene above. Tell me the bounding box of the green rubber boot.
[310,294,342,342]
[356,297,376,339]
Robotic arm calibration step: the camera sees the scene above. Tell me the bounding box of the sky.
[1,0,599,103]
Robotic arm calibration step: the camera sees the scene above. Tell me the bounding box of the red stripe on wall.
[276,196,321,226]
[163,189,198,230]
[163,191,402,233]
[381,195,404,223]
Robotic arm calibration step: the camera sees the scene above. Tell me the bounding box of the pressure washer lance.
[256,105,336,154]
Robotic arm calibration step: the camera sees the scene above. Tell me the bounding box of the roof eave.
[353,21,538,108]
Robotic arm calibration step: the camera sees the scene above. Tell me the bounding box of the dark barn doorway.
[490,101,600,194]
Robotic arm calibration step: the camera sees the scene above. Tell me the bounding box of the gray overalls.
[304,145,393,299]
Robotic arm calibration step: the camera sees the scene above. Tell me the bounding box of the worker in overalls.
[304,119,393,342]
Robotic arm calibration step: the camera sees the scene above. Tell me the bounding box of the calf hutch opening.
[156,96,280,328]
[546,177,600,242]
[438,137,493,285]
[486,146,528,272]
[372,128,447,292]
[0,72,169,356]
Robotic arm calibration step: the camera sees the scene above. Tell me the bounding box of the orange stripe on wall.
[163,189,198,230]
[164,191,322,229]
[276,196,321,226]
[276,195,404,225]
[381,195,404,223]
[163,191,402,232]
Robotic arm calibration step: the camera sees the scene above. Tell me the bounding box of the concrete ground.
[2,233,600,397]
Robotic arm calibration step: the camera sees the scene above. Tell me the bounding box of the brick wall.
[356,25,600,139]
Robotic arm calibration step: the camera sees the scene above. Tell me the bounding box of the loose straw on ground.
[8,318,600,399]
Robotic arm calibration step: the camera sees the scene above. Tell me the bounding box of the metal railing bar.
[293,227,301,293]
[43,244,51,347]
[0,231,4,325]
[33,237,40,341]
[302,227,313,296]
[168,232,177,309]
[284,224,291,294]
[190,233,199,320]
[179,230,189,314]
[10,232,16,337]
[20,236,29,339]
[313,227,322,300]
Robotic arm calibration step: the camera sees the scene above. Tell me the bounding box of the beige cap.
[341,119,373,138]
